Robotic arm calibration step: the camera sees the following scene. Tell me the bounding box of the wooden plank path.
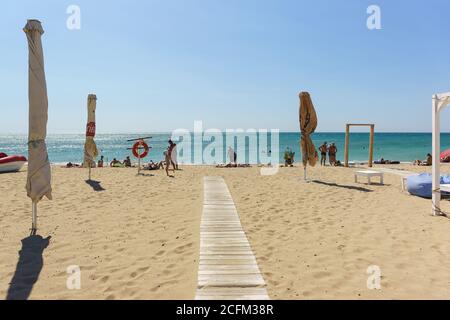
[195,176,269,300]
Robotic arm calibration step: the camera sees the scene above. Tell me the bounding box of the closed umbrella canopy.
[24,20,52,202]
[299,92,318,168]
[83,94,98,168]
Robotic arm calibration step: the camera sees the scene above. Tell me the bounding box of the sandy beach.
[2,163,450,299]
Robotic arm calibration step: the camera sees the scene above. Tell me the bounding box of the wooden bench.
[354,170,384,185]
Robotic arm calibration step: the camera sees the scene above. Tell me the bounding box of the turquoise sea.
[1,133,449,165]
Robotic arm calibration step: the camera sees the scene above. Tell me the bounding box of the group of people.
[143,139,178,176]
[99,156,132,168]
[319,142,339,166]
[92,139,179,176]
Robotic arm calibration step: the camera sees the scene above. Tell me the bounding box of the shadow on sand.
[85,179,105,191]
[311,180,373,193]
[6,235,51,300]
[138,173,154,177]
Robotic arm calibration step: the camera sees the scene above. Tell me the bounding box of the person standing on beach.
[227,146,237,165]
[319,142,328,166]
[167,140,177,174]
[171,142,179,170]
[163,151,173,176]
[329,143,337,166]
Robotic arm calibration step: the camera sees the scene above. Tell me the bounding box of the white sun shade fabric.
[24,20,52,202]
[83,94,98,168]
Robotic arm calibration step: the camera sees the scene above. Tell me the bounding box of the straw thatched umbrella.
[24,20,52,233]
[299,92,318,180]
[83,94,98,180]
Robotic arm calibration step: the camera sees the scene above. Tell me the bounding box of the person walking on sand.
[329,143,338,166]
[319,142,328,166]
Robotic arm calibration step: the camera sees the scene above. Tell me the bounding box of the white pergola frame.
[432,92,450,216]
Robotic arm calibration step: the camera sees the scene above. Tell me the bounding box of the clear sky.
[1,0,450,133]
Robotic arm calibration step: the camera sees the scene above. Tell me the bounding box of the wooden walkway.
[195,176,269,300]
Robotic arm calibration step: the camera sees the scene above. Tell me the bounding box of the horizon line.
[0,131,447,135]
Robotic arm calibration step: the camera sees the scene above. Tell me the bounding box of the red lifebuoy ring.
[132,140,150,159]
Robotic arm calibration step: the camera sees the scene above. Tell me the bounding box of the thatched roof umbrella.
[299,92,318,180]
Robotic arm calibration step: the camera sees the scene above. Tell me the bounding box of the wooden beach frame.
[344,124,375,168]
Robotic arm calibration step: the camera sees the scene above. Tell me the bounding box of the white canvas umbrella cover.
[432,92,450,215]
[83,94,98,168]
[24,19,52,203]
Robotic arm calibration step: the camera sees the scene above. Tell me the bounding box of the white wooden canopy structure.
[432,93,450,216]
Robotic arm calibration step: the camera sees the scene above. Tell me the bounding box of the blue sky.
[1,0,450,133]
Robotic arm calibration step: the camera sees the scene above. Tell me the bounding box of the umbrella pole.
[304,166,307,181]
[138,147,141,175]
[32,201,37,233]
[88,163,91,181]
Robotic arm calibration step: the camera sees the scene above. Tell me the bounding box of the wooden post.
[344,124,350,167]
[368,125,375,167]
[137,144,141,175]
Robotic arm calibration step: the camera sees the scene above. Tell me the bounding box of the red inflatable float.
[441,149,450,162]
[132,140,150,159]
[0,153,27,173]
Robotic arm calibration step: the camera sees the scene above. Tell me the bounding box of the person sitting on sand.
[376,158,400,165]
[328,143,337,166]
[110,158,120,167]
[319,142,328,166]
[123,156,132,167]
[414,153,432,166]
[144,160,163,170]
[97,155,104,168]
[284,147,295,167]
[65,162,80,168]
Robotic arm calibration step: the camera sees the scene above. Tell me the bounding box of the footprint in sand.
[174,242,193,254]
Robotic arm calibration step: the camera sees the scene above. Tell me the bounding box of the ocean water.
[1,133,449,165]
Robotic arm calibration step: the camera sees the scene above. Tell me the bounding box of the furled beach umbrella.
[83,94,98,180]
[24,20,52,233]
[299,92,318,180]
